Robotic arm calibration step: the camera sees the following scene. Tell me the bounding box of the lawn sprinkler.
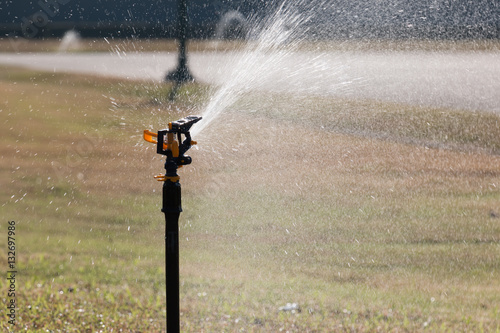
[143,115,202,333]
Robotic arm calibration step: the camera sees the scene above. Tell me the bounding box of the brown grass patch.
[1,66,500,331]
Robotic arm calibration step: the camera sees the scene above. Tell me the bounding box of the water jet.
[215,10,248,40]
[58,30,81,52]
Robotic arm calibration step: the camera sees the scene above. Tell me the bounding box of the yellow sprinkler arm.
[143,129,157,144]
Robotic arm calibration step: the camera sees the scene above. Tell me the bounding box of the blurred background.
[1,0,498,40]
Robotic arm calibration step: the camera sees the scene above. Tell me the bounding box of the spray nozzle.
[168,115,202,134]
[143,115,202,181]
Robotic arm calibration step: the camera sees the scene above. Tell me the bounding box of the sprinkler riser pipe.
[162,180,182,214]
[162,179,181,333]
[165,211,180,333]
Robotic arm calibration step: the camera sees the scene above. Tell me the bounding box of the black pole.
[166,0,194,83]
[163,178,181,333]
[162,142,182,333]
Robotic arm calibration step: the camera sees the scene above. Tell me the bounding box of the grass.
[0,62,500,332]
[0,37,252,54]
[1,37,499,53]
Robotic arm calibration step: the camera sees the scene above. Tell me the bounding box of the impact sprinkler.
[143,115,202,333]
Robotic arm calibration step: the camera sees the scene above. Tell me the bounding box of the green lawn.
[1,63,499,332]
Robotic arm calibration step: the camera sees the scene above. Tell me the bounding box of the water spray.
[143,115,202,333]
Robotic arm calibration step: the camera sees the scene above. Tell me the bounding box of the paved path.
[0,50,498,112]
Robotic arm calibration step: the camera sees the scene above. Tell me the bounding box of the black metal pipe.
[177,0,188,75]
[166,0,194,83]
[162,179,182,333]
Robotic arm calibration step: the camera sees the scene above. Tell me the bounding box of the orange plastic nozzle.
[143,130,158,144]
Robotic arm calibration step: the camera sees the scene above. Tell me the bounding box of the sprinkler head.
[143,115,202,181]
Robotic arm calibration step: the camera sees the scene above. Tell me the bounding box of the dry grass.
[0,37,251,54]
[0,38,179,53]
[0,65,500,331]
[1,37,499,54]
